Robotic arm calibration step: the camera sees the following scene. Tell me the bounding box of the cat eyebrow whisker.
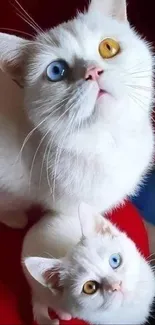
[12,0,43,34]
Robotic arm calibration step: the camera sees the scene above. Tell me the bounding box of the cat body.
[0,0,154,226]
[22,204,155,325]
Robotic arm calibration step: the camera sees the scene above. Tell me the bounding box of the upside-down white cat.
[22,204,155,325]
[0,0,154,226]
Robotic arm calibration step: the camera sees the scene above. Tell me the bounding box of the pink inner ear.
[96,222,112,235]
[44,269,63,292]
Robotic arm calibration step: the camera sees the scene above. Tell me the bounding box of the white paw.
[56,310,72,321]
[36,316,59,325]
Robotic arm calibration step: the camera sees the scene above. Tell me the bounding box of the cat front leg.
[33,299,59,325]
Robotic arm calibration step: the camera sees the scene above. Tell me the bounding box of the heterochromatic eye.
[109,253,122,269]
[83,281,100,295]
[99,38,120,59]
[46,60,69,82]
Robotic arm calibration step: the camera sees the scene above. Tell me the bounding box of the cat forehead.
[72,233,132,261]
[26,12,151,83]
[34,13,132,61]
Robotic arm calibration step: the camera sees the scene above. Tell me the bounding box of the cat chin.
[103,292,123,311]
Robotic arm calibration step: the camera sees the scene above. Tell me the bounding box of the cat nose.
[111,282,122,292]
[104,281,122,292]
[85,66,103,81]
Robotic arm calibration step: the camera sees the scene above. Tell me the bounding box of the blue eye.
[46,60,69,82]
[109,254,122,269]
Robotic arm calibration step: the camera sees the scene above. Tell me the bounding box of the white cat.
[22,204,155,325]
[0,0,154,227]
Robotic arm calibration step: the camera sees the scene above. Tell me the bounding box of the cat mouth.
[97,89,107,98]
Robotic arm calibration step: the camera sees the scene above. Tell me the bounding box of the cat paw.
[36,316,59,325]
[0,211,28,229]
[55,310,72,321]
[33,300,59,325]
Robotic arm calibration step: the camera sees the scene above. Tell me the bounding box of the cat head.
[0,0,153,149]
[24,203,155,322]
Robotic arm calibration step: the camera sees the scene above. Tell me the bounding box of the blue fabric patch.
[131,169,155,225]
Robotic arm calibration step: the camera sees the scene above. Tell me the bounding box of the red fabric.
[0,202,149,325]
[0,0,153,324]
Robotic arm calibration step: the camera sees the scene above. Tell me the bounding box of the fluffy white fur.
[22,203,155,325]
[0,0,154,226]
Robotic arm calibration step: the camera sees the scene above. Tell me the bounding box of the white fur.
[22,204,155,325]
[0,0,154,225]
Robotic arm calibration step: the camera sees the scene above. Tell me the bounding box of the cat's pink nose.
[85,66,103,81]
[111,282,122,292]
[104,281,122,292]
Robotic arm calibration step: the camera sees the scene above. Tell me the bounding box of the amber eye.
[99,38,120,59]
[83,281,100,295]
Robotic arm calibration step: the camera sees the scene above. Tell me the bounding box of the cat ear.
[24,257,63,292]
[0,33,31,86]
[79,202,119,237]
[88,0,127,21]
[79,202,108,236]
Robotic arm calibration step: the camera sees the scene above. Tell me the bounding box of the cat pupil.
[113,257,117,263]
[89,284,93,289]
[53,66,60,75]
[106,43,111,51]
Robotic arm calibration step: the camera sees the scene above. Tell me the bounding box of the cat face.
[0,0,153,147]
[24,205,155,321]
[60,233,144,313]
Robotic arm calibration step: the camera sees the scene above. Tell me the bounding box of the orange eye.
[99,38,120,59]
[83,281,99,295]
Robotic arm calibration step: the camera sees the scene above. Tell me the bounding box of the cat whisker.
[16,12,40,35]
[127,90,151,113]
[38,90,78,188]
[38,87,79,188]
[127,69,152,76]
[29,99,72,192]
[126,84,152,92]
[0,27,33,38]
[29,129,50,194]
[17,114,51,161]
[147,253,155,260]
[52,84,94,200]
[49,102,78,198]
[52,108,78,201]
[44,252,55,259]
[46,105,74,196]
[128,93,147,113]
[39,138,51,190]
[19,91,72,167]
[12,0,43,33]
[121,58,152,74]
[151,116,155,124]
[120,63,152,79]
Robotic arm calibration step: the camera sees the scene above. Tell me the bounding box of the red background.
[0,0,155,44]
[0,1,154,324]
